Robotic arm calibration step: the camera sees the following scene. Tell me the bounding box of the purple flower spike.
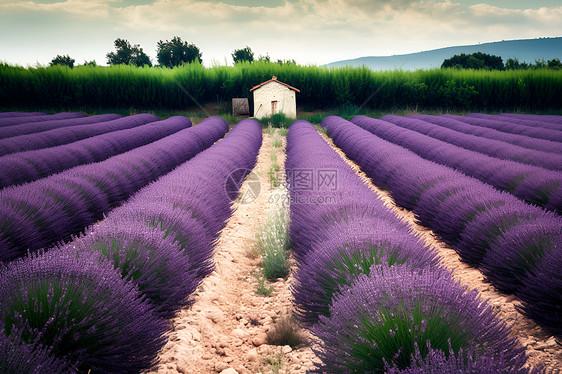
[517,245,562,337]
[0,249,168,373]
[385,342,542,374]
[292,217,439,325]
[312,264,524,373]
[65,218,201,319]
[0,327,75,373]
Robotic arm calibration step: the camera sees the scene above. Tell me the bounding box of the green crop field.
[1,61,561,114]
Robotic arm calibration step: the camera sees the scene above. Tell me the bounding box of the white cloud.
[0,0,561,65]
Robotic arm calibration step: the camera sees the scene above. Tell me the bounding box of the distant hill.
[326,37,562,71]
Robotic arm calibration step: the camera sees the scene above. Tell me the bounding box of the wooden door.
[271,101,278,114]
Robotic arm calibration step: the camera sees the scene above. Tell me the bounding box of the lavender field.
[0,111,560,373]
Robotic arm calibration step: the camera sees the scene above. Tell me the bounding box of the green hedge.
[1,62,560,111]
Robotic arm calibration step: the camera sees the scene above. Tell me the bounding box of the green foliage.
[106,38,152,67]
[256,207,290,281]
[256,274,274,296]
[82,60,97,67]
[232,46,254,64]
[442,52,504,70]
[265,354,284,373]
[259,112,292,128]
[351,303,470,372]
[49,55,75,69]
[1,62,561,111]
[505,57,530,70]
[506,57,562,70]
[272,132,283,148]
[548,58,562,69]
[157,36,201,68]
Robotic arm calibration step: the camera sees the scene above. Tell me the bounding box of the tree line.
[442,52,562,70]
[49,38,293,69]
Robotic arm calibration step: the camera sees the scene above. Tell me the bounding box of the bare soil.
[147,133,318,374]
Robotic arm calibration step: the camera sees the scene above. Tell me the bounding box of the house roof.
[249,76,300,93]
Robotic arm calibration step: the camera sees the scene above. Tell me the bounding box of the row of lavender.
[0,115,192,188]
[0,119,262,373]
[0,113,123,140]
[408,114,561,155]
[324,116,562,337]
[0,112,86,127]
[451,113,562,139]
[0,116,228,261]
[380,115,562,170]
[286,121,535,373]
[351,116,562,214]
[0,113,149,156]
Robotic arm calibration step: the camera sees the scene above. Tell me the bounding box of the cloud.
[0,0,561,66]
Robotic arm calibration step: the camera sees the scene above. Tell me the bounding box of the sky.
[0,0,561,67]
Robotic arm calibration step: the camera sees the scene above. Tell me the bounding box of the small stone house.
[250,76,300,119]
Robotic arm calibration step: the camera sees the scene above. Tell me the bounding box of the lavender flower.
[0,327,74,373]
[0,112,86,127]
[385,341,542,374]
[0,116,229,261]
[64,219,200,319]
[0,249,168,373]
[312,265,525,373]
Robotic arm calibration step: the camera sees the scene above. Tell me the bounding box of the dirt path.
[320,133,562,372]
[147,132,317,374]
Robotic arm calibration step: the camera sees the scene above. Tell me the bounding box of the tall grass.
[256,205,290,280]
[2,62,560,111]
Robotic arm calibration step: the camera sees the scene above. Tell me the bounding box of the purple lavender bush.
[516,245,562,337]
[415,114,562,155]
[53,119,261,320]
[0,249,168,373]
[0,111,45,118]
[65,219,200,319]
[0,328,74,373]
[0,116,229,262]
[350,115,562,213]
[497,113,562,125]
[455,202,552,266]
[0,113,122,140]
[0,112,86,127]
[286,120,439,326]
[323,115,562,336]
[382,115,562,171]
[0,116,189,188]
[385,342,542,374]
[479,218,562,293]
[0,113,159,157]
[442,114,562,142]
[312,265,525,373]
[293,219,439,325]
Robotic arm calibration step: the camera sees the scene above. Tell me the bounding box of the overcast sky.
[1,0,561,67]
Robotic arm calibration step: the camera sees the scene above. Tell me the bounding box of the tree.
[106,38,152,67]
[157,36,202,68]
[547,58,562,69]
[505,57,529,70]
[50,55,75,68]
[257,53,270,63]
[441,52,504,70]
[83,60,97,67]
[232,46,254,64]
[276,59,296,65]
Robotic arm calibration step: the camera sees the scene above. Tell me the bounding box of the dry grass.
[266,314,308,348]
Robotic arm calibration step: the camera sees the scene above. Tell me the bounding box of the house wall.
[253,82,297,119]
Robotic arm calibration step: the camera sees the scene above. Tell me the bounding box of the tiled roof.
[249,76,300,92]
